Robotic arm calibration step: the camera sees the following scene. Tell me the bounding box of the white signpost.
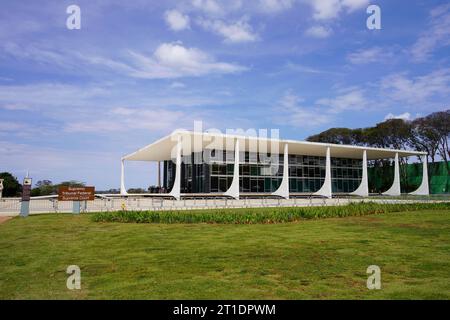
[0,179,4,199]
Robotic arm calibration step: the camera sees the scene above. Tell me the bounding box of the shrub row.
[91,202,450,224]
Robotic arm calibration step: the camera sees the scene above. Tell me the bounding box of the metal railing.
[0,197,357,215]
[1,195,446,216]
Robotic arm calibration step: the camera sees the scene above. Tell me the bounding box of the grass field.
[0,210,449,299]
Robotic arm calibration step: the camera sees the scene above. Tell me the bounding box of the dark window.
[289,178,296,191]
[250,178,258,192]
[243,177,250,191]
[219,177,227,192]
[211,177,218,192]
[264,178,271,192]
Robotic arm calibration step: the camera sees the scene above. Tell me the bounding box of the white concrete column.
[224,139,240,199]
[409,155,429,196]
[157,161,161,188]
[120,158,128,195]
[272,143,289,199]
[383,152,401,196]
[169,135,182,200]
[350,149,369,197]
[314,146,332,198]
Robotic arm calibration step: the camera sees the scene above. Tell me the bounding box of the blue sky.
[0,0,449,189]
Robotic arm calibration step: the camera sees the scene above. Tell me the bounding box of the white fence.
[0,197,363,216]
[1,197,445,216]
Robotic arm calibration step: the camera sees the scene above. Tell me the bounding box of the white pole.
[169,135,182,200]
[272,143,289,199]
[313,146,332,198]
[224,139,240,199]
[409,155,429,195]
[120,159,128,195]
[350,150,369,197]
[383,152,401,196]
[157,161,161,188]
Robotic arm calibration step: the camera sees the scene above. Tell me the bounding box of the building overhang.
[123,130,426,162]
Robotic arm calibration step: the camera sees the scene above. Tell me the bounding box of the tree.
[426,110,450,173]
[0,172,21,197]
[371,119,412,150]
[127,188,146,194]
[31,180,87,197]
[409,117,440,163]
[306,128,366,145]
[58,181,85,187]
[31,180,55,197]
[36,180,52,187]
[305,109,449,192]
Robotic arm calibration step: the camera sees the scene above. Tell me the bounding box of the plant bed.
[91,202,450,224]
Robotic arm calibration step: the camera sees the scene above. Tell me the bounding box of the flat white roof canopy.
[123,130,426,162]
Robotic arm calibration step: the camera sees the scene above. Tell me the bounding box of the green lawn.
[0,210,449,299]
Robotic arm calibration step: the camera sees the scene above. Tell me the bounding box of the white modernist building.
[120,130,429,199]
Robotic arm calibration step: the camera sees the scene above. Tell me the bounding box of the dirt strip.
[0,217,12,224]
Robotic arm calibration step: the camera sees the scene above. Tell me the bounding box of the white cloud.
[305,0,369,20]
[0,83,107,107]
[308,0,341,20]
[0,140,120,187]
[381,69,450,104]
[259,0,294,13]
[0,121,26,131]
[1,42,137,77]
[347,47,393,64]
[170,81,186,89]
[0,81,226,144]
[0,120,54,139]
[305,25,332,38]
[127,42,247,78]
[1,103,31,111]
[384,112,412,121]
[411,4,450,62]
[276,92,332,127]
[2,42,76,69]
[341,0,369,12]
[316,88,368,113]
[190,0,294,16]
[197,18,259,43]
[191,0,225,16]
[0,82,220,115]
[164,10,190,31]
[65,107,187,134]
[111,107,136,116]
[3,41,246,80]
[282,62,341,75]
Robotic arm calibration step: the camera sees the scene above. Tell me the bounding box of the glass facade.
[331,158,363,193]
[163,149,363,194]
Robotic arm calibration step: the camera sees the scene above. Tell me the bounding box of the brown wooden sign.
[58,186,95,201]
